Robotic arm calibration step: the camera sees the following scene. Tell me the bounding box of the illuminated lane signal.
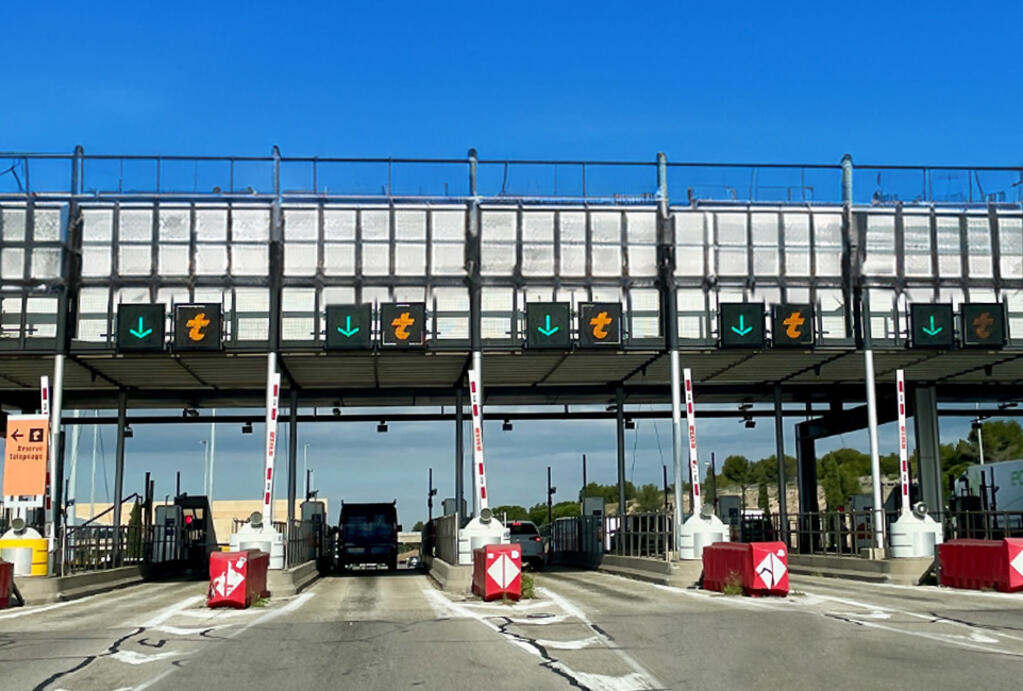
[380,302,426,347]
[173,304,223,351]
[526,302,571,349]
[578,302,623,347]
[325,304,373,350]
[116,304,166,352]
[961,303,1006,349]
[909,304,954,349]
[718,303,765,348]
[771,304,815,348]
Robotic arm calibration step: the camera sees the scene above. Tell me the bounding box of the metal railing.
[610,513,672,559]
[60,524,148,575]
[285,519,325,569]
[3,149,1021,205]
[941,510,1023,541]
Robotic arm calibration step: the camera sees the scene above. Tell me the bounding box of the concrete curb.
[267,560,320,598]
[424,555,472,593]
[788,554,934,586]
[598,555,703,588]
[16,566,145,605]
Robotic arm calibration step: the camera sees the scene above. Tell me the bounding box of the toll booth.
[151,496,216,576]
[299,500,331,573]
[153,505,184,563]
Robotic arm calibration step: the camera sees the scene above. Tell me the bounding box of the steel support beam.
[112,389,127,562]
[913,385,943,512]
[615,386,626,513]
[864,349,885,549]
[773,385,788,535]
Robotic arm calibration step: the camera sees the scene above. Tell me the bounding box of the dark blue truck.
[337,501,401,571]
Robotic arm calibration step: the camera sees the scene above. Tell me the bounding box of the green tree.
[721,455,754,504]
[412,520,424,532]
[819,455,861,510]
[634,483,664,512]
[491,504,529,521]
[579,482,636,505]
[969,420,1023,463]
[752,455,797,485]
[757,478,770,516]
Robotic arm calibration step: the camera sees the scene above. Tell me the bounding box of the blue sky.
[3,2,1020,525]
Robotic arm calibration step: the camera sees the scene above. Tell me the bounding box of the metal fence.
[60,524,149,575]
[609,513,673,560]
[285,519,325,569]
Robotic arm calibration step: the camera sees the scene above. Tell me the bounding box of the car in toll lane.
[337,501,401,571]
[507,520,545,570]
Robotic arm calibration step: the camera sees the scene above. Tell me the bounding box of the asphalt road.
[2,566,1022,690]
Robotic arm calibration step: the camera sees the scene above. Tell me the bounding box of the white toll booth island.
[455,367,509,564]
[677,368,729,559]
[888,370,943,558]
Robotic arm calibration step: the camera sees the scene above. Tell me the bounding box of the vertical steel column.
[913,386,943,513]
[455,387,465,524]
[841,154,854,205]
[655,152,684,550]
[112,390,127,562]
[67,409,81,526]
[48,355,65,556]
[269,145,283,353]
[773,385,788,534]
[208,410,217,501]
[864,349,885,550]
[616,387,627,513]
[287,390,298,523]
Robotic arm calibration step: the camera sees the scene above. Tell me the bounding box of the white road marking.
[113,650,180,665]
[533,634,602,650]
[225,592,315,639]
[426,587,665,690]
[138,596,205,628]
[150,623,228,636]
[176,607,261,619]
[463,599,554,610]
[506,614,570,625]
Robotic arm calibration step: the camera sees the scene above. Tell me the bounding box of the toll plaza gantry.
[3,147,1023,566]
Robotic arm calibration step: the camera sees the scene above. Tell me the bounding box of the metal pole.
[841,154,853,204]
[67,409,80,526]
[662,464,669,514]
[977,424,986,465]
[455,387,464,522]
[547,466,553,526]
[428,467,434,521]
[303,443,309,496]
[864,349,885,550]
[209,409,217,501]
[200,440,208,495]
[48,355,65,556]
[113,390,127,561]
[287,390,298,523]
[89,410,98,520]
[773,385,788,533]
[616,387,627,514]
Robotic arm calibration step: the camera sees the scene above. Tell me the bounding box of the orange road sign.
[391,311,415,340]
[2,414,49,497]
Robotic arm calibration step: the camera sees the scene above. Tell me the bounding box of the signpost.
[380,302,426,347]
[526,302,571,349]
[116,304,165,352]
[909,303,954,349]
[2,414,49,511]
[718,303,766,348]
[771,304,815,348]
[325,304,373,350]
[960,303,1006,349]
[174,304,223,351]
[578,302,623,347]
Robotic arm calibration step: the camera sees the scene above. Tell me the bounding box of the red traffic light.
[184,515,194,525]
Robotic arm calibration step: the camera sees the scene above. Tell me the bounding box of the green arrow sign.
[116,304,165,352]
[909,304,954,348]
[537,314,560,337]
[730,315,753,336]
[337,316,360,337]
[129,317,152,339]
[921,315,943,337]
[526,302,571,349]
